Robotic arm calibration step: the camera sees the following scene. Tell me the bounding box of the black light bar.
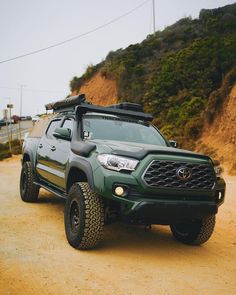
[108,102,143,112]
[76,104,153,121]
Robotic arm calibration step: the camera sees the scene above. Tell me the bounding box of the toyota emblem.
[176,167,192,180]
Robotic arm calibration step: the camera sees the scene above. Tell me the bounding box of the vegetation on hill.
[70,3,236,149]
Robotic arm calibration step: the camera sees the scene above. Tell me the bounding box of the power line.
[26,87,65,93]
[0,86,65,93]
[0,0,150,65]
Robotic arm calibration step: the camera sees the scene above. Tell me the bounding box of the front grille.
[143,160,215,190]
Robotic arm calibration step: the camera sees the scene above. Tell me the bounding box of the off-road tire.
[170,215,216,245]
[64,182,104,250]
[20,161,39,202]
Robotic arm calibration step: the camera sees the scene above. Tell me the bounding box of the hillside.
[196,82,236,174]
[70,3,236,172]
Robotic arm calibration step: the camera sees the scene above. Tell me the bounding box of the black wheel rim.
[70,200,80,233]
[173,222,191,237]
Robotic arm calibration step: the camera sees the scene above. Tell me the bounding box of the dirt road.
[0,156,236,295]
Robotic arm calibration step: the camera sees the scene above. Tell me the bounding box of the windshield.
[83,116,167,146]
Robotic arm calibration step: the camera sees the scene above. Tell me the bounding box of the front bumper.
[126,199,218,224]
[117,179,225,224]
[93,156,226,224]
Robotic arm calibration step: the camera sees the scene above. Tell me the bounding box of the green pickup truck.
[20,95,225,250]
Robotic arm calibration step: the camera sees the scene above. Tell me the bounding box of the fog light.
[115,186,125,196]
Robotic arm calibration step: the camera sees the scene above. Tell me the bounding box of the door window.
[46,120,61,139]
[62,119,73,135]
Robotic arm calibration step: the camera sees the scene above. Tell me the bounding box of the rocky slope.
[71,72,118,106]
[196,83,236,174]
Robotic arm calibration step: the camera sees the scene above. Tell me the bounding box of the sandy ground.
[0,156,236,295]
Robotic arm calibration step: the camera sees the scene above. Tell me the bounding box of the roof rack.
[45,94,153,121]
[45,94,86,112]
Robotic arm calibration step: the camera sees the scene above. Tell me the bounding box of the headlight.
[214,165,223,177]
[97,154,139,172]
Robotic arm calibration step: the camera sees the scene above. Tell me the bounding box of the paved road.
[0,156,236,295]
[0,120,33,143]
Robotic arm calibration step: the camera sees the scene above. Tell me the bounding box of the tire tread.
[170,215,216,245]
[65,182,104,250]
[20,161,39,202]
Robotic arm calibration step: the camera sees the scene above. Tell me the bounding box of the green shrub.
[0,139,21,161]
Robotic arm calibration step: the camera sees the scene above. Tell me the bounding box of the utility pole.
[19,84,25,145]
[7,103,13,142]
[3,97,12,142]
[4,109,12,153]
[152,0,156,34]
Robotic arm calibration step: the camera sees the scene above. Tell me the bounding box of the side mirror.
[53,127,71,141]
[169,140,178,148]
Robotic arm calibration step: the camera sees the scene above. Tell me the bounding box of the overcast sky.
[0,0,235,116]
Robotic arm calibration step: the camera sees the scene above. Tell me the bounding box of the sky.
[0,0,235,116]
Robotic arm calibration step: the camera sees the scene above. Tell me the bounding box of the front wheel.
[64,182,104,250]
[170,215,216,245]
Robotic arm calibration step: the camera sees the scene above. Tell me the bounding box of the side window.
[46,120,61,139]
[62,119,73,134]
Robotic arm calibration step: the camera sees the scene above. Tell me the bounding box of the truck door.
[36,118,62,185]
[46,117,74,189]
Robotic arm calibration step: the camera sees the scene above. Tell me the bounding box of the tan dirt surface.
[71,72,118,106]
[0,156,236,295]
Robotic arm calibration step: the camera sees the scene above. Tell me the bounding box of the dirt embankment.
[197,84,236,173]
[72,72,118,106]
[0,156,236,295]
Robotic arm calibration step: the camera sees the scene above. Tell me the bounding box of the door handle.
[38,143,43,148]
[51,146,56,151]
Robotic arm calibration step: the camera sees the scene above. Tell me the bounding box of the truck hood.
[89,139,210,161]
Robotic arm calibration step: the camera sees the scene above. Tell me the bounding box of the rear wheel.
[20,161,39,202]
[170,215,216,245]
[64,182,104,250]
